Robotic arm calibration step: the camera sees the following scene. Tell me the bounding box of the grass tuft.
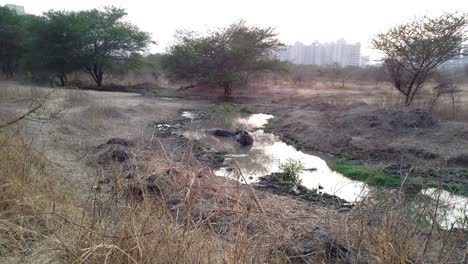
[455,168,468,178]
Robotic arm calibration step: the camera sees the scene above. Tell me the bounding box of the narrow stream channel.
[181,111,468,229]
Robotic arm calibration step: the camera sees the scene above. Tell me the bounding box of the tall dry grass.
[2,130,466,263]
[0,127,75,262]
[334,189,467,263]
[0,127,292,263]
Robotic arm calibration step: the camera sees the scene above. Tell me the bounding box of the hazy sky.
[2,0,468,60]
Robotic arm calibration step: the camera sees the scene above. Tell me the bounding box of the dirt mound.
[107,137,135,147]
[270,106,468,168]
[255,174,349,207]
[337,108,437,134]
[94,138,134,164]
[448,154,468,167]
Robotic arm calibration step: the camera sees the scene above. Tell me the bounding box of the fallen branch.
[0,103,43,129]
[0,89,56,129]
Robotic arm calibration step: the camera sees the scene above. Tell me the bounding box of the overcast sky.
[2,0,468,60]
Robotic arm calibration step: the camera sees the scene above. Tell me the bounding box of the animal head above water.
[234,130,254,146]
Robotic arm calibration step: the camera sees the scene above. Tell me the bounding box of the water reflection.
[422,189,468,229]
[182,112,368,202]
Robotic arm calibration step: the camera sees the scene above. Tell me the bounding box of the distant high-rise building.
[5,4,26,15]
[277,39,362,67]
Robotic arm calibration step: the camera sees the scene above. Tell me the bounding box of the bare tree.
[372,13,468,106]
[319,63,342,87]
[430,71,461,116]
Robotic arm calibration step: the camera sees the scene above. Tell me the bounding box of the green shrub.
[238,104,253,113]
[265,117,275,128]
[278,159,305,186]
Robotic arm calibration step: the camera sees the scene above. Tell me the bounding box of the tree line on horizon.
[0,6,467,105]
[0,6,153,87]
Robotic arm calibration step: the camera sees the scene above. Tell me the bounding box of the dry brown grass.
[0,128,291,263]
[2,129,466,263]
[60,88,93,108]
[0,83,50,102]
[0,127,75,262]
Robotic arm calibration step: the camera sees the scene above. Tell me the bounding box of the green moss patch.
[331,163,468,196]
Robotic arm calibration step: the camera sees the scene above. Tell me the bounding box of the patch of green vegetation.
[210,103,254,114]
[331,163,399,187]
[444,183,468,196]
[278,159,305,187]
[265,117,276,129]
[238,104,253,113]
[214,150,228,157]
[332,163,468,196]
[455,168,468,178]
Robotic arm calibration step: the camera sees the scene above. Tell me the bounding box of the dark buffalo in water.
[210,129,254,146]
[234,130,254,146]
[211,129,236,137]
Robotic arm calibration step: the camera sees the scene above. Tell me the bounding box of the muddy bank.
[267,105,468,188]
[254,173,351,208]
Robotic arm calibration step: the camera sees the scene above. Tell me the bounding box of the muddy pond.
[181,111,468,229]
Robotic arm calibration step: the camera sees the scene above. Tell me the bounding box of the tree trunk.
[2,63,14,79]
[450,92,455,118]
[405,95,411,106]
[86,63,104,87]
[95,64,103,87]
[96,72,103,87]
[59,74,68,87]
[223,83,232,97]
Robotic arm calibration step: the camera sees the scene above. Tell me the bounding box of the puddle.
[422,188,468,229]
[181,111,197,120]
[181,111,468,229]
